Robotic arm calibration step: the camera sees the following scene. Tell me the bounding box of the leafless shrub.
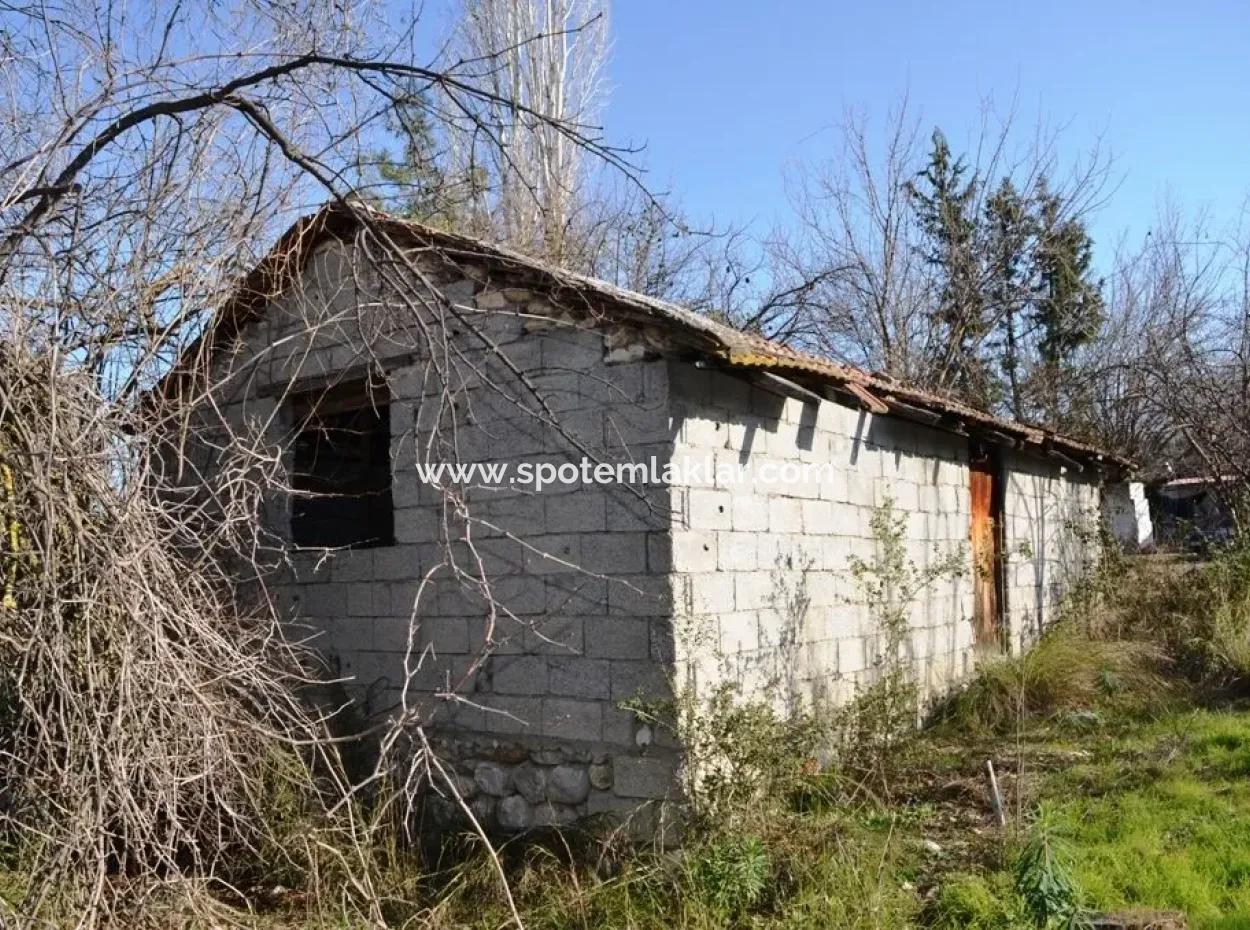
[0,0,655,925]
[0,339,400,926]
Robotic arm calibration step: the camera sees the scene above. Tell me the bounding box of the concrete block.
[584,617,652,660]
[302,583,346,617]
[688,487,733,530]
[418,616,469,654]
[548,657,610,699]
[486,575,548,616]
[602,407,670,448]
[545,574,607,614]
[847,472,876,506]
[689,573,736,614]
[718,611,759,654]
[579,532,648,575]
[545,492,607,533]
[606,492,671,532]
[541,330,607,371]
[734,573,775,611]
[388,581,428,618]
[610,660,671,702]
[717,532,758,571]
[370,617,416,655]
[602,707,639,747]
[523,615,584,655]
[801,499,835,535]
[671,531,717,573]
[682,413,726,448]
[522,534,582,574]
[332,550,375,583]
[491,655,549,695]
[466,616,525,656]
[475,491,546,532]
[542,698,603,742]
[607,575,671,617]
[394,505,441,543]
[347,583,374,617]
[613,755,676,799]
[650,619,677,664]
[373,545,419,580]
[731,495,769,532]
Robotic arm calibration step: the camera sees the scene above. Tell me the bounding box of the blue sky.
[603,0,1250,259]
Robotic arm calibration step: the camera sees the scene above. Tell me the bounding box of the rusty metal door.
[970,445,1005,649]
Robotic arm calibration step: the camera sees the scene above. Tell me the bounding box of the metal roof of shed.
[158,202,1131,475]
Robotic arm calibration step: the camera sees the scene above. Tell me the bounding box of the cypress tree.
[1031,184,1104,421]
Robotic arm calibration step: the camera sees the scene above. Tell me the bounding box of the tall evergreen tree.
[907,130,992,404]
[983,178,1034,419]
[1031,184,1105,421]
[371,86,485,228]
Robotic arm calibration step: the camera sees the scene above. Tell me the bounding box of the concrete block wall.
[192,239,683,830]
[1000,450,1103,650]
[667,364,1107,716]
[667,365,977,714]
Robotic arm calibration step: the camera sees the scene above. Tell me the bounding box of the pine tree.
[371,86,485,228]
[907,129,992,404]
[983,178,1034,419]
[1030,184,1104,422]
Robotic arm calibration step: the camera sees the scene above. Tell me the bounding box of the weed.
[1014,810,1090,929]
[838,495,966,783]
[1094,540,1250,686]
[685,835,771,917]
[621,685,827,835]
[931,872,1031,929]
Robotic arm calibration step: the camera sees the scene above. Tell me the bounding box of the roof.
[160,202,1132,475]
[1157,475,1241,490]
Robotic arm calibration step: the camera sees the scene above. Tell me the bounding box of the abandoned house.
[161,203,1133,833]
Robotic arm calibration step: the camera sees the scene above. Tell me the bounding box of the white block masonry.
[1101,481,1154,553]
[168,236,1110,827]
[667,367,1104,715]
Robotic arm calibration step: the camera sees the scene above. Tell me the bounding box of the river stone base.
[419,733,678,840]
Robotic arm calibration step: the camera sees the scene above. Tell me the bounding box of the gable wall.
[180,239,682,830]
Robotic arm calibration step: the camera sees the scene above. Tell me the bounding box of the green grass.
[1036,709,1250,929]
[298,704,1250,930]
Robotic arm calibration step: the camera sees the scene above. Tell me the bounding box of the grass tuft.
[936,625,1170,733]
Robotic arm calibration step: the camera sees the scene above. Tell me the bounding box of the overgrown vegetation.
[838,495,967,785]
[936,626,1168,733]
[351,520,1250,930]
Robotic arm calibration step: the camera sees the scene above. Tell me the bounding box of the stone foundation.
[421,733,678,836]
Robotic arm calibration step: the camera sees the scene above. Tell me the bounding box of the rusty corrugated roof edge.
[159,202,1132,475]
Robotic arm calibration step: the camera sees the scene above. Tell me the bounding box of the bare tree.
[1090,203,1250,529]
[0,1,643,925]
[445,0,610,261]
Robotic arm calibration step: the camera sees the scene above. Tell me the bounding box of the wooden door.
[970,445,1005,649]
